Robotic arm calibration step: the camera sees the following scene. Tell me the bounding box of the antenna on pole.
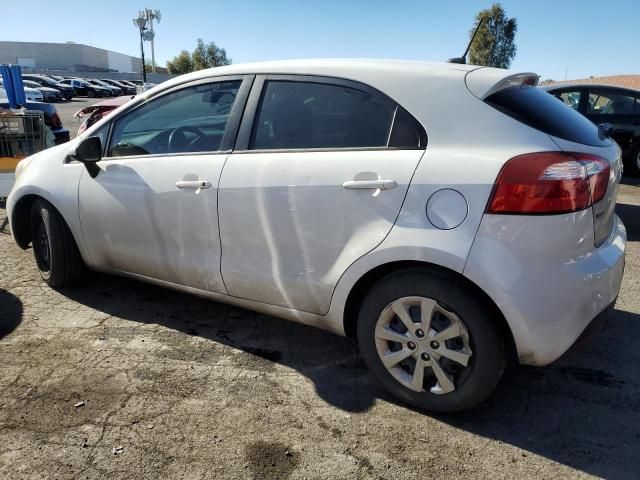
[145,9,161,73]
[447,17,484,65]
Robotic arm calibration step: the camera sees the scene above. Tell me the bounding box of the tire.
[65,95,73,101]
[87,90,95,98]
[30,199,84,287]
[357,268,506,413]
[624,146,640,177]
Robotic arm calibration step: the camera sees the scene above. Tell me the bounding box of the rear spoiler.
[465,69,539,99]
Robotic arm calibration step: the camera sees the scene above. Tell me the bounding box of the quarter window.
[555,91,582,111]
[108,80,241,157]
[250,80,425,150]
[587,90,636,115]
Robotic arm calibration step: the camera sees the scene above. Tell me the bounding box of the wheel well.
[10,194,39,249]
[342,260,517,361]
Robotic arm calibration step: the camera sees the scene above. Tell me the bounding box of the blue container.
[0,64,27,108]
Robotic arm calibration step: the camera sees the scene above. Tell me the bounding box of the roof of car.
[166,58,479,82]
[145,58,527,104]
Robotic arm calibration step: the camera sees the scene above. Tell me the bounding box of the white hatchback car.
[7,60,626,412]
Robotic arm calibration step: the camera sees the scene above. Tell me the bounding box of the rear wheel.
[357,269,506,412]
[625,146,640,177]
[30,199,84,287]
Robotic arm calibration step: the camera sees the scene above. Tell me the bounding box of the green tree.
[166,50,193,75]
[468,3,517,69]
[204,41,231,68]
[167,39,232,74]
[191,39,208,71]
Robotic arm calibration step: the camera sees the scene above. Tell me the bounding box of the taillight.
[50,112,62,129]
[487,152,610,214]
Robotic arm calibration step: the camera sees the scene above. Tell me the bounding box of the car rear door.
[218,75,427,314]
[78,75,251,293]
[584,88,637,154]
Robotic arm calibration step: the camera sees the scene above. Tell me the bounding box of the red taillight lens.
[487,152,610,214]
[49,112,62,129]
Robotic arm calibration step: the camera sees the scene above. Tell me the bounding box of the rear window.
[486,85,609,147]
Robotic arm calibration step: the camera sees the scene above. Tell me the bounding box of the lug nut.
[430,341,440,349]
[415,329,425,338]
[407,341,417,350]
[421,352,430,361]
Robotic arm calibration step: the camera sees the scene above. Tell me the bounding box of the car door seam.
[217,153,231,295]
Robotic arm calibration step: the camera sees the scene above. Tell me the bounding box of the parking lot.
[56,96,121,137]
[1,148,639,478]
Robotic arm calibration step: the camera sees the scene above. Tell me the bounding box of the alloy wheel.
[374,296,473,395]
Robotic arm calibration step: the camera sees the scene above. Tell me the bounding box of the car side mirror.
[76,136,102,162]
[74,136,102,178]
[598,123,615,138]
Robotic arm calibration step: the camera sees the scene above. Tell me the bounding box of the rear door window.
[249,80,426,150]
[486,86,609,147]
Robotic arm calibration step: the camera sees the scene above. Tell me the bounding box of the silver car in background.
[6,60,626,412]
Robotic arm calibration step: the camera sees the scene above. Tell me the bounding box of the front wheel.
[30,199,84,287]
[357,269,506,412]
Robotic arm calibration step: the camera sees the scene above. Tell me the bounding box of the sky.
[1,0,638,81]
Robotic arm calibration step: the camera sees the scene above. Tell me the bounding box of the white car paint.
[7,59,626,368]
[0,84,43,102]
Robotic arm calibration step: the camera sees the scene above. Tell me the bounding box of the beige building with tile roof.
[544,74,640,90]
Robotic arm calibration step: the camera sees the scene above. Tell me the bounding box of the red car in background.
[74,96,134,136]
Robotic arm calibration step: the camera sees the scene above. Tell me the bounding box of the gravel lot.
[0,134,639,478]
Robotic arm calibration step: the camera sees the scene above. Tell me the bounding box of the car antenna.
[447,17,484,64]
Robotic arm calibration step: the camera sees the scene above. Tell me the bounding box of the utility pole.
[144,9,161,73]
[133,15,148,83]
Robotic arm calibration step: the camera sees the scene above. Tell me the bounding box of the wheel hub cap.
[374,296,473,395]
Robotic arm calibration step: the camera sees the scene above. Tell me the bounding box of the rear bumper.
[463,210,626,366]
[569,299,614,350]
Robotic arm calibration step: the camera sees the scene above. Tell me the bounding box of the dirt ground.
[0,179,639,480]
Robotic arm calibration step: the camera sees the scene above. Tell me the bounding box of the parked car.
[73,96,133,136]
[86,79,122,97]
[22,74,75,100]
[118,80,138,89]
[99,79,137,96]
[543,84,640,176]
[0,82,43,102]
[0,99,70,144]
[22,80,63,102]
[126,79,157,93]
[5,60,626,412]
[58,78,108,98]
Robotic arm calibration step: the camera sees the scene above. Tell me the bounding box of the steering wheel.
[168,125,207,153]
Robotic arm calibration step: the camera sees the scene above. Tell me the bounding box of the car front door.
[78,76,251,293]
[218,75,427,314]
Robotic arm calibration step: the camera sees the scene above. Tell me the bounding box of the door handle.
[176,180,212,189]
[342,179,398,190]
